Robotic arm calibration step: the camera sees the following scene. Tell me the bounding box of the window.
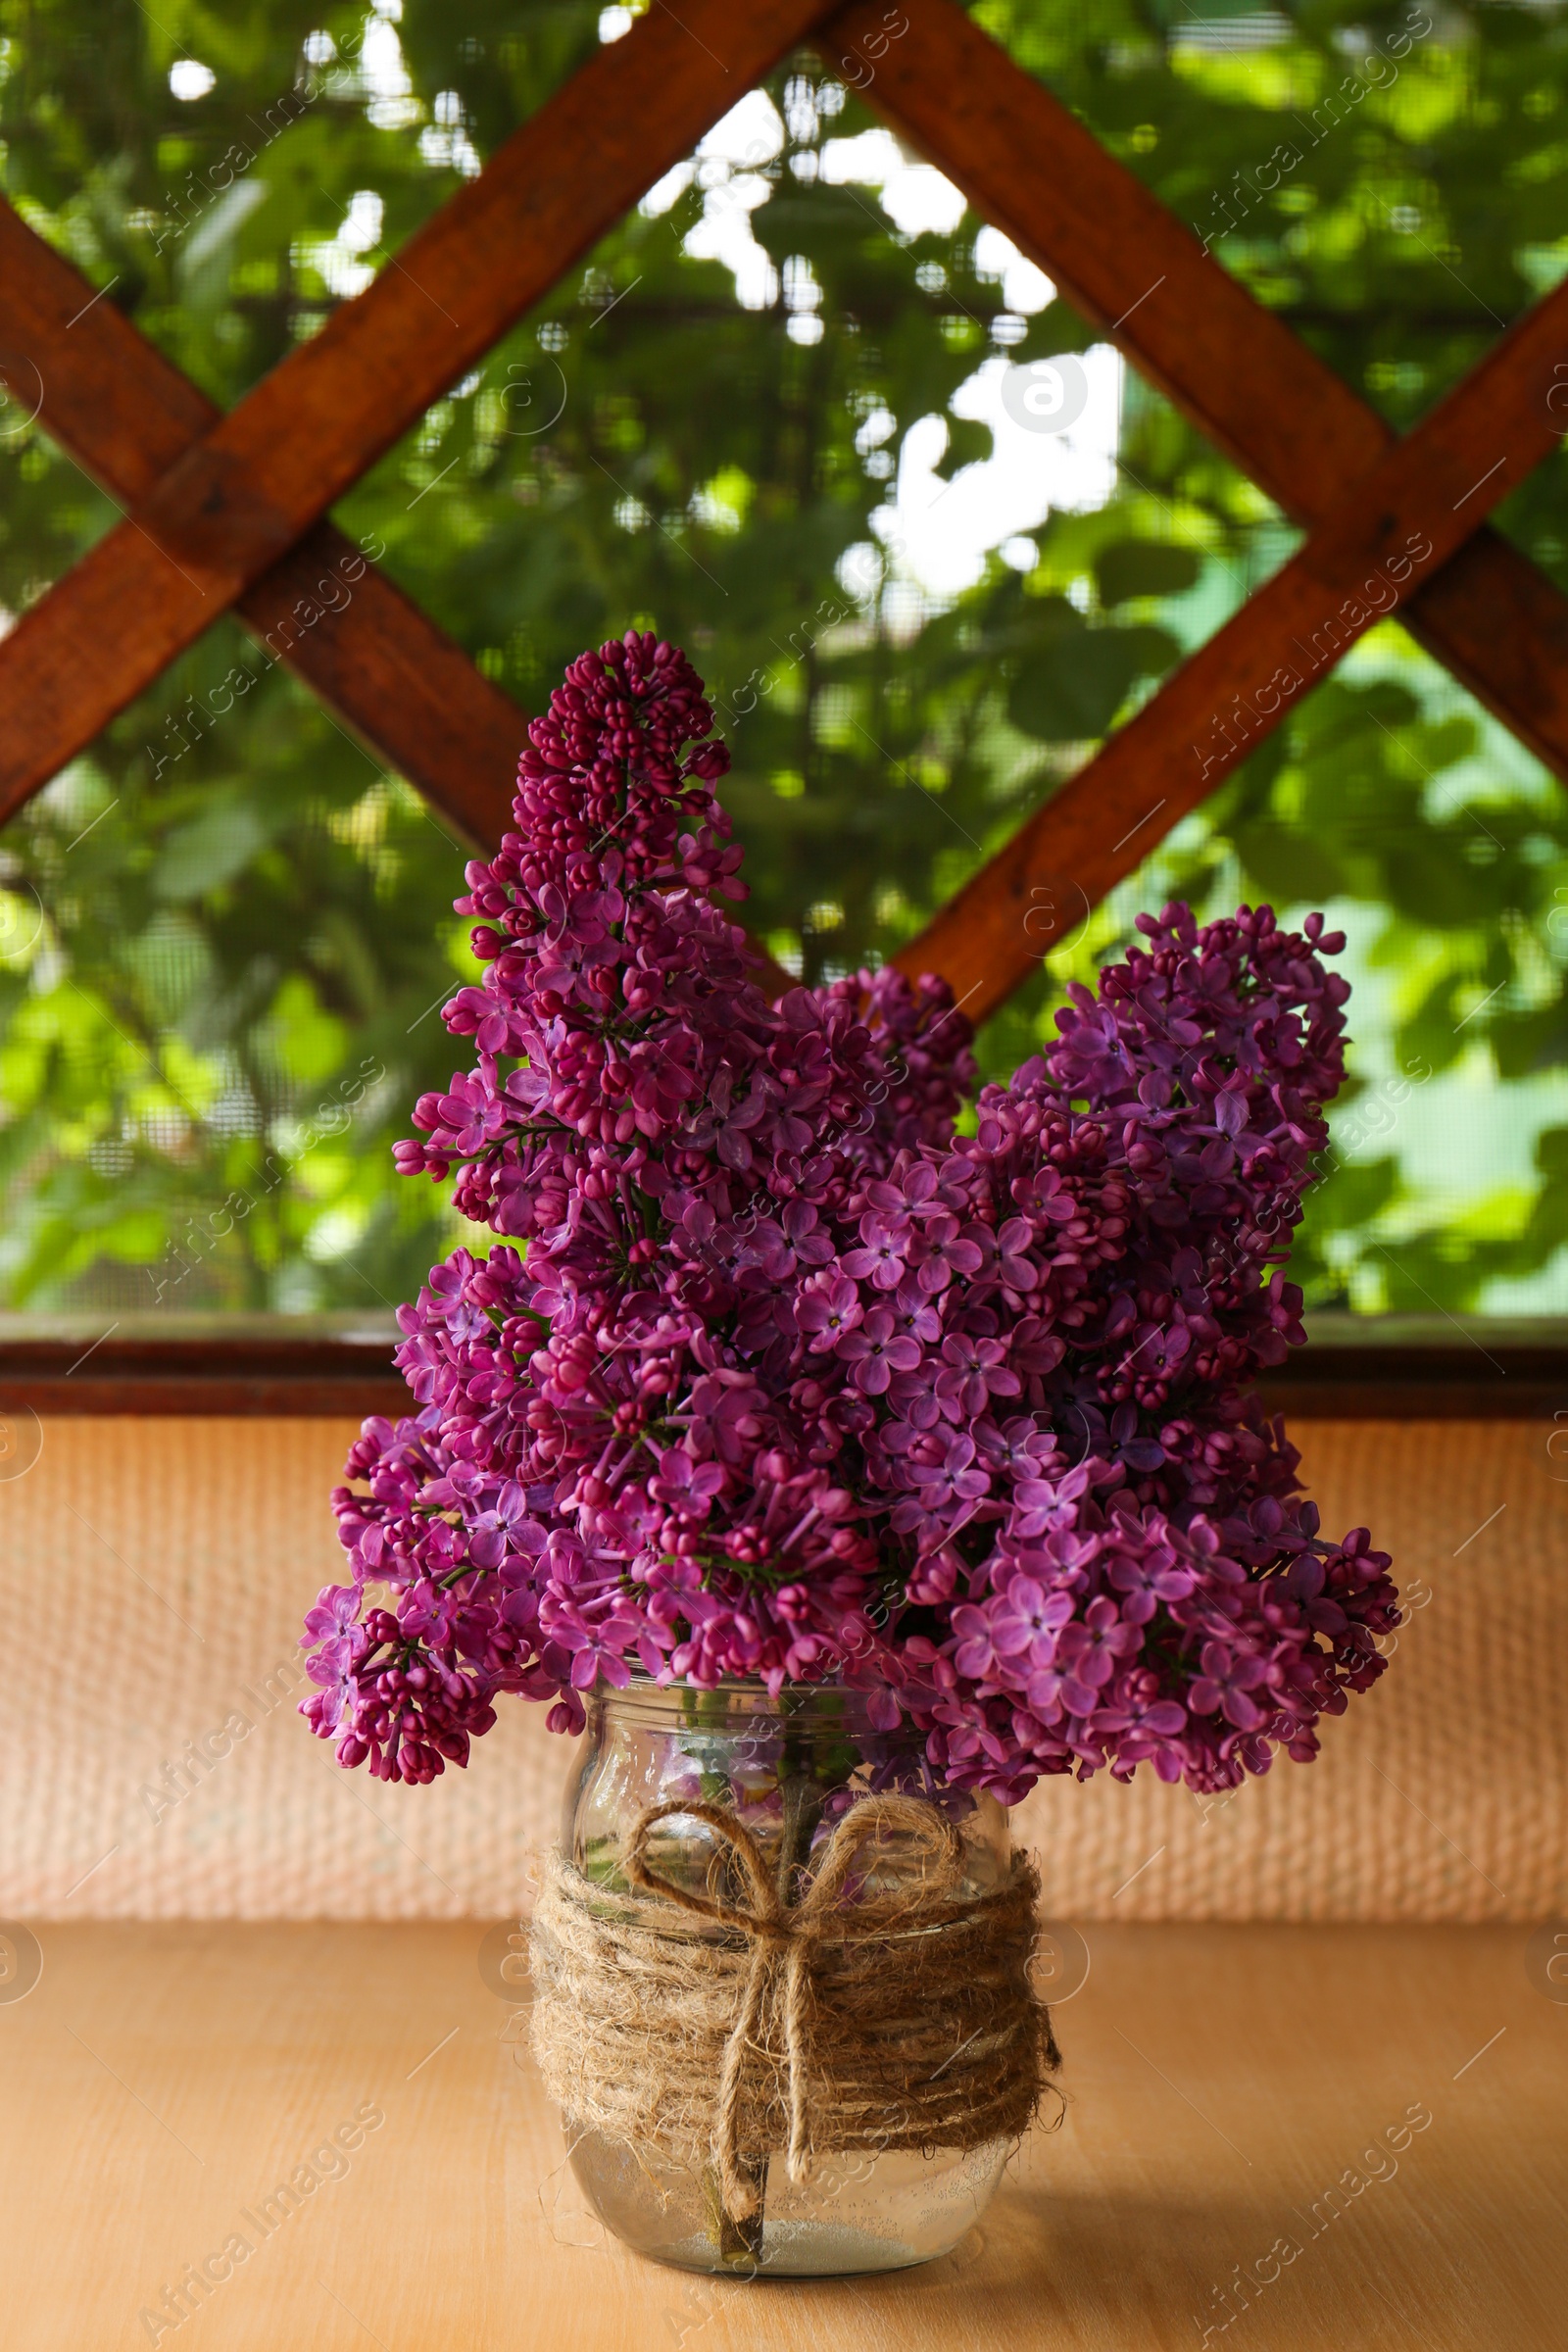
[3,0,1567,1316]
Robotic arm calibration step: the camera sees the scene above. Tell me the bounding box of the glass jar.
[538,1678,1023,2278]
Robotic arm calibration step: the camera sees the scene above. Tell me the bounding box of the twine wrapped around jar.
[529,1792,1060,2221]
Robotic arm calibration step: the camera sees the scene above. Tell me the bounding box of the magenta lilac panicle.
[302,630,1396,1801]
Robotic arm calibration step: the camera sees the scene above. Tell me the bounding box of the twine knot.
[625,1793,967,2218]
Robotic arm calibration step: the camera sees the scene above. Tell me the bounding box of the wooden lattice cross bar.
[0,203,526,854]
[1,0,1567,1031]
[0,0,830,832]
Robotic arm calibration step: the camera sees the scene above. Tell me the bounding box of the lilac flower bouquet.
[303,631,1396,1807]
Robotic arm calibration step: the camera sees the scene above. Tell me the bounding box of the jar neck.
[565,1676,1007,1886]
[588,1676,906,1749]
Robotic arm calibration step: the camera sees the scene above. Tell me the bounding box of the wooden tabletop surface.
[0,1922,1562,2349]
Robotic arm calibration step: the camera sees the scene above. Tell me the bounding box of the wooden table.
[1,1924,1562,2349]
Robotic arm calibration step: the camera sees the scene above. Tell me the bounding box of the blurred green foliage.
[3,0,1568,1313]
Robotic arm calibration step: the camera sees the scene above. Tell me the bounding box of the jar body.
[544,1679,1018,2278]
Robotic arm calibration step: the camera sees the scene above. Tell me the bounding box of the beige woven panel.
[0,1416,1559,1921]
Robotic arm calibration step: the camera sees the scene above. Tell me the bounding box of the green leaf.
[1310,1155,1400,1230]
[1006,602,1178,739]
[931,413,994,482]
[1095,539,1202,607]
[153,802,267,901]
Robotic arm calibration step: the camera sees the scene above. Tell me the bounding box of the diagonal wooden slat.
[0,201,520,850]
[842,0,1568,784]
[893,271,1568,1019]
[0,0,838,829]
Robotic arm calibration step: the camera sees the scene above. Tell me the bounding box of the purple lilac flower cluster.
[302,630,1396,1802]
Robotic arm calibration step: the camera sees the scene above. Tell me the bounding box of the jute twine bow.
[529,1791,1059,2223]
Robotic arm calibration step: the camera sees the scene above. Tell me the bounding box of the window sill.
[0,1311,1562,1416]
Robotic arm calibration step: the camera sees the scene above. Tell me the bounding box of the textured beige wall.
[0,1416,1559,1920]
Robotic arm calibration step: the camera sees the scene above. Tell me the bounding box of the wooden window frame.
[0,1312,1556,1417]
